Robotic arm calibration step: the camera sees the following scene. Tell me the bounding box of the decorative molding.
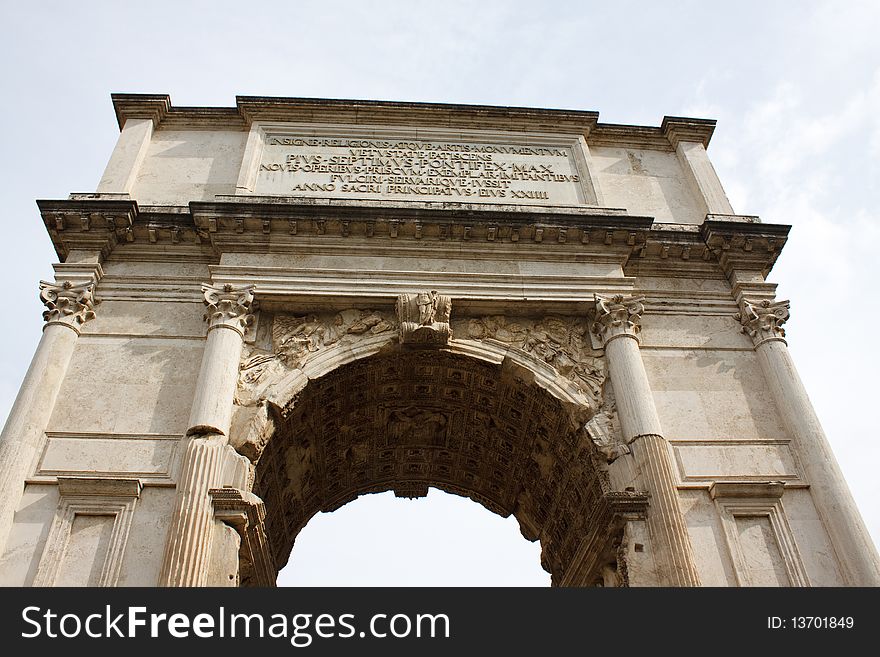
[396,291,452,346]
[210,487,276,587]
[735,298,790,347]
[110,93,172,129]
[32,477,141,587]
[202,283,256,336]
[57,476,142,498]
[671,440,801,485]
[701,219,790,280]
[39,280,97,331]
[711,481,808,586]
[710,480,785,499]
[590,294,645,348]
[36,197,139,261]
[557,491,649,587]
[660,116,716,149]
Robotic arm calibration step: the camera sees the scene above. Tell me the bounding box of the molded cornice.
[109,94,718,150]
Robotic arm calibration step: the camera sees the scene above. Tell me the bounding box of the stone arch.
[232,312,647,586]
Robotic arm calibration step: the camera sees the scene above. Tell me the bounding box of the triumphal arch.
[1,94,877,587]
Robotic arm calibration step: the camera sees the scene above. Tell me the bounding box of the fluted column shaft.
[159,284,254,587]
[738,298,880,585]
[593,295,700,586]
[0,281,97,557]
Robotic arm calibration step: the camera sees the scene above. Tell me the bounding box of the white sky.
[0,0,877,586]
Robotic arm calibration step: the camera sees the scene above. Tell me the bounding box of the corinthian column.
[736,298,880,585]
[159,283,255,587]
[0,280,97,556]
[592,294,701,586]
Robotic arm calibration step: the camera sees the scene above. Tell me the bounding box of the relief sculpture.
[454,314,606,411]
[237,309,397,405]
[237,308,624,467]
[396,291,452,345]
[384,406,450,447]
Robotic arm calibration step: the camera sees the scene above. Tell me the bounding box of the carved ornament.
[256,350,615,584]
[237,309,398,403]
[456,314,605,409]
[591,294,645,347]
[583,384,629,462]
[203,283,256,335]
[735,298,789,347]
[396,291,452,345]
[39,280,97,330]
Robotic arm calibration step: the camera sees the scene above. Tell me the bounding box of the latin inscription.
[254,135,587,205]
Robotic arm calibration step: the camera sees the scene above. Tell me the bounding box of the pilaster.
[96,117,154,194]
[662,117,733,216]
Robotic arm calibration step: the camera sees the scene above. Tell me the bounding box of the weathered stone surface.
[397,291,452,345]
[1,93,876,588]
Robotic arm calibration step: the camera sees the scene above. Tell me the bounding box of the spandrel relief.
[454,314,606,410]
[237,309,625,465]
[237,309,398,405]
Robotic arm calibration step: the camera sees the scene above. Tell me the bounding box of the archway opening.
[250,349,627,586]
[276,489,550,586]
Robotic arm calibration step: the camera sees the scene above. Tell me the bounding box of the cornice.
[660,116,717,148]
[34,196,791,283]
[588,124,673,151]
[193,195,646,225]
[702,216,790,278]
[36,195,140,260]
[110,93,172,130]
[190,198,655,254]
[235,96,600,134]
[108,94,720,150]
[581,116,716,151]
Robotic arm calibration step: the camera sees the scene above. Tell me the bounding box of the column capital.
[39,280,97,332]
[735,298,790,347]
[591,294,645,347]
[202,283,256,336]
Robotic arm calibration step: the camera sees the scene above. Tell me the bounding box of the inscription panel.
[251,125,593,205]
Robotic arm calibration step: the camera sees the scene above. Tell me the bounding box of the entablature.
[36,197,789,285]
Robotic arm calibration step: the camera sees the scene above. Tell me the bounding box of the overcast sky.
[0,0,877,586]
